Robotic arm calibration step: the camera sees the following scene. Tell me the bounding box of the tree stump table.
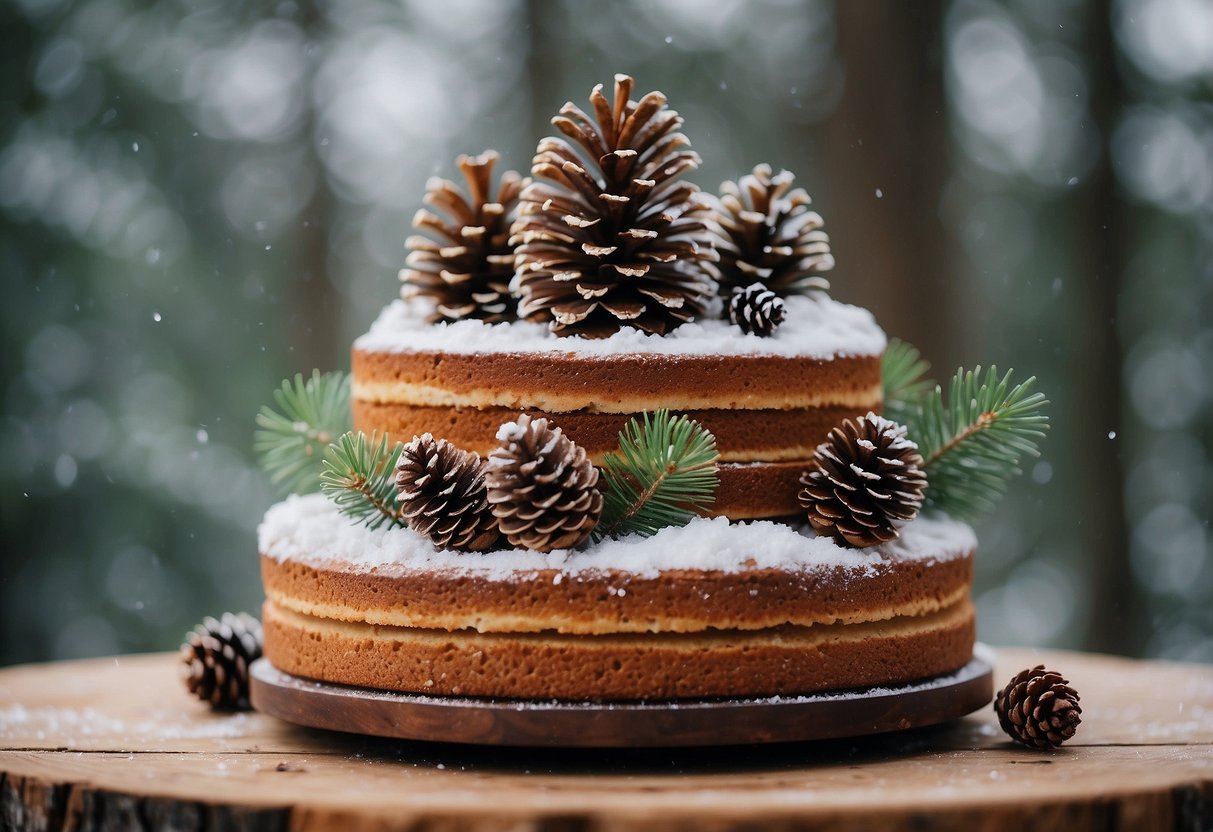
[1,648,1210,831]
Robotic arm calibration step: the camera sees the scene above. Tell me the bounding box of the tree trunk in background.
[525,0,565,156]
[820,4,960,368]
[293,0,340,373]
[1075,0,1137,655]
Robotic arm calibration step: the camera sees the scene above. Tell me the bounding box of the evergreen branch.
[319,431,406,530]
[881,338,934,427]
[254,370,352,496]
[596,410,720,539]
[915,366,1049,521]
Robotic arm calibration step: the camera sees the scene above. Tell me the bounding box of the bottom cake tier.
[258,494,978,701]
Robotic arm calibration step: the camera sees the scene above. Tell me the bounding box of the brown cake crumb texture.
[260,550,974,635]
[263,598,976,700]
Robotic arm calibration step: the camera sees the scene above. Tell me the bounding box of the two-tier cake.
[255,75,1004,703]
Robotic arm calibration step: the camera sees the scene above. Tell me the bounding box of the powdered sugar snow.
[259,493,975,580]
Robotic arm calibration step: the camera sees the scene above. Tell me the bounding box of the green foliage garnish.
[914,366,1049,521]
[881,338,933,427]
[319,431,405,530]
[255,370,352,496]
[597,409,720,539]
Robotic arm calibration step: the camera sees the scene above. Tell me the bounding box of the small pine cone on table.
[995,665,1083,749]
[485,414,603,552]
[401,150,525,323]
[395,433,500,552]
[728,283,786,336]
[180,612,263,711]
[798,413,927,548]
[512,74,719,338]
[712,163,834,298]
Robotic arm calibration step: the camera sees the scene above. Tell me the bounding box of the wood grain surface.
[1,648,1211,831]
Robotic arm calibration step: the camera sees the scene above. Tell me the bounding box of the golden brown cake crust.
[261,549,974,635]
[353,401,859,462]
[262,598,976,700]
[351,348,881,413]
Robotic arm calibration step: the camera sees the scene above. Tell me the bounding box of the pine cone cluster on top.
[485,414,603,551]
[713,164,834,298]
[995,665,1083,749]
[395,433,500,552]
[401,150,525,323]
[511,74,719,337]
[180,612,263,711]
[798,413,927,548]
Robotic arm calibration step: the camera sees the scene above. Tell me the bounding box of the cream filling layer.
[352,379,885,414]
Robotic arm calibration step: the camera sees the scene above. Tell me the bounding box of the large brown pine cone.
[395,433,500,552]
[713,164,834,297]
[179,612,263,711]
[401,150,525,323]
[511,74,718,338]
[485,415,603,551]
[798,413,927,548]
[995,665,1083,749]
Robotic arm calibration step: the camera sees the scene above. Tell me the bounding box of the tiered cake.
[257,75,984,702]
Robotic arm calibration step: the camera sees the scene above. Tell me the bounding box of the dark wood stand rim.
[249,646,994,747]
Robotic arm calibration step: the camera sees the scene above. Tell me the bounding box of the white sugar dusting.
[259,494,976,579]
[0,704,254,743]
[354,295,886,359]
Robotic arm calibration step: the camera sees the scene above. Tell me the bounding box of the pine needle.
[882,338,934,427]
[254,370,352,496]
[915,366,1049,521]
[597,410,720,539]
[319,431,406,530]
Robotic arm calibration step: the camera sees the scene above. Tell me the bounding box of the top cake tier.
[351,294,885,519]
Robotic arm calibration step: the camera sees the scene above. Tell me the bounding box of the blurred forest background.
[2,0,1210,667]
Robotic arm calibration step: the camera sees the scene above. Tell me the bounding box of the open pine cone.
[395,433,500,552]
[512,74,719,337]
[995,665,1083,749]
[401,150,525,323]
[798,413,927,548]
[180,612,263,711]
[713,164,834,298]
[485,415,603,551]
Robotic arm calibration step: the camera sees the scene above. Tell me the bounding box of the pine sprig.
[255,371,352,496]
[915,366,1049,521]
[319,431,406,530]
[597,410,720,539]
[881,338,933,427]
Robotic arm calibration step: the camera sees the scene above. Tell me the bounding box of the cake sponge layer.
[261,550,973,635]
[262,599,975,700]
[353,401,858,463]
[351,349,881,413]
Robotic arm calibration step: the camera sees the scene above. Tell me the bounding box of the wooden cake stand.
[248,649,995,747]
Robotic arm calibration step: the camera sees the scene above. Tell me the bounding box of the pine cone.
[713,164,834,297]
[728,283,786,336]
[180,612,263,711]
[395,434,500,552]
[485,415,603,551]
[995,665,1083,749]
[512,74,718,338]
[798,413,927,548]
[401,150,525,323]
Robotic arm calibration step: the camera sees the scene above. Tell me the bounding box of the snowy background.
[2,0,1210,665]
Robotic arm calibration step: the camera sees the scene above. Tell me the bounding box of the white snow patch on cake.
[354,294,886,359]
[259,493,975,580]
